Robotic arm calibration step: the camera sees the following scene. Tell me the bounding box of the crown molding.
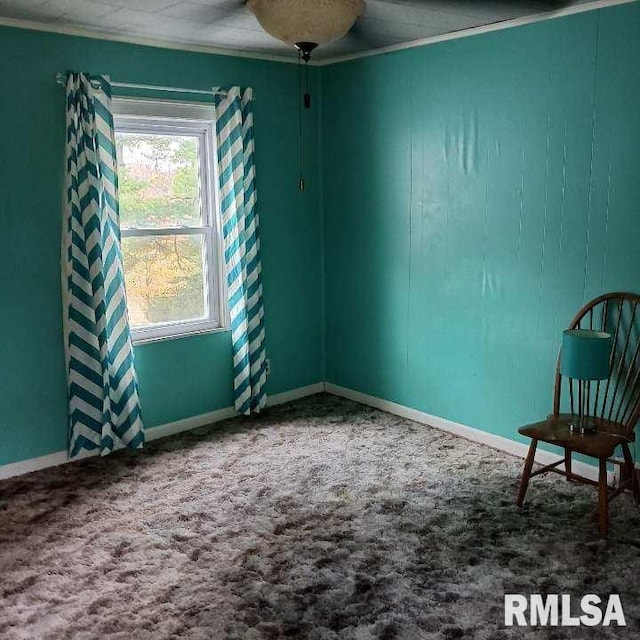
[314,0,638,66]
[0,0,636,68]
[0,15,298,65]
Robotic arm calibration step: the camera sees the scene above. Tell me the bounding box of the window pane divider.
[121,226,208,237]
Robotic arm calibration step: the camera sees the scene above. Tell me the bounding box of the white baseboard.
[267,382,325,407]
[324,383,613,485]
[0,451,70,481]
[0,382,325,481]
[0,380,615,486]
[145,405,237,441]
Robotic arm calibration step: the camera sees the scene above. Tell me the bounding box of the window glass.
[116,132,202,229]
[122,234,206,327]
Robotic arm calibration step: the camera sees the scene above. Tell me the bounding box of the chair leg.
[565,448,572,481]
[517,439,538,508]
[621,443,640,504]
[598,458,609,540]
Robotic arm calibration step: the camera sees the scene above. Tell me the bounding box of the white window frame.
[113,98,228,344]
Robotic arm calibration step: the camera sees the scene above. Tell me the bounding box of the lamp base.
[569,421,597,435]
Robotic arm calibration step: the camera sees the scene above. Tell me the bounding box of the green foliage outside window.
[116,133,208,327]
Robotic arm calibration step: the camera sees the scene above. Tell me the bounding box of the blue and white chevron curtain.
[62,72,144,457]
[213,87,267,414]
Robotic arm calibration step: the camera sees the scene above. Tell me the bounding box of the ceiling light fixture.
[247,0,365,62]
[247,0,365,191]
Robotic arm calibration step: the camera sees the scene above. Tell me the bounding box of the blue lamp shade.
[560,329,613,381]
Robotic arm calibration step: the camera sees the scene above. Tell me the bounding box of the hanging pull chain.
[304,59,311,110]
[294,42,316,192]
[298,50,305,191]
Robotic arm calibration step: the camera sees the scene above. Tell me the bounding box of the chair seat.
[518,413,633,459]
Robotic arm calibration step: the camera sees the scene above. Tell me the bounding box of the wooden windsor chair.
[516,292,640,539]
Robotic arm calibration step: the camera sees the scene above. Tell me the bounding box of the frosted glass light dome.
[247,0,365,47]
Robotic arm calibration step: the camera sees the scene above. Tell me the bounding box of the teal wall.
[321,3,640,447]
[0,27,323,465]
[2,2,640,469]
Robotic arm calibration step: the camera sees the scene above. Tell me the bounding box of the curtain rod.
[54,72,228,97]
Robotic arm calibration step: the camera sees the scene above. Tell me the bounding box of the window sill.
[132,325,230,347]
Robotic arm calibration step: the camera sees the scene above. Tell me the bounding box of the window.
[113,99,226,342]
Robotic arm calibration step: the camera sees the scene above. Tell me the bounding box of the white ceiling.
[0,0,606,62]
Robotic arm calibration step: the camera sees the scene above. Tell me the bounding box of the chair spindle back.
[553,292,640,437]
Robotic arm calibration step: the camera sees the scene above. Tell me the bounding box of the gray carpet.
[1,394,639,640]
